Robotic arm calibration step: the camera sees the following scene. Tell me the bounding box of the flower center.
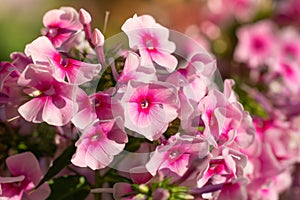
[146,39,155,50]
[47,28,58,38]
[60,58,69,68]
[43,86,56,96]
[169,149,181,159]
[252,37,265,51]
[140,99,149,109]
[92,133,102,141]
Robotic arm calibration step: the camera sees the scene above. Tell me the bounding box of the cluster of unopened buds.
[0,7,257,200]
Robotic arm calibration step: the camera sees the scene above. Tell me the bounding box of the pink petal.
[71,144,88,168]
[25,36,57,65]
[85,144,113,170]
[28,183,51,200]
[151,51,178,72]
[100,138,125,156]
[18,97,46,123]
[43,9,67,27]
[113,183,133,199]
[129,166,152,184]
[42,95,74,126]
[6,152,43,185]
[121,14,156,33]
[161,154,190,176]
[17,64,52,89]
[139,49,155,68]
[43,7,82,30]
[0,176,25,184]
[145,150,165,176]
[64,59,101,84]
[119,52,140,81]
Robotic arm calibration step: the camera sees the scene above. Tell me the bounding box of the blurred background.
[0,0,205,61]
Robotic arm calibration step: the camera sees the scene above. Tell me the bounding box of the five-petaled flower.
[71,118,128,170]
[121,80,179,141]
[121,14,178,72]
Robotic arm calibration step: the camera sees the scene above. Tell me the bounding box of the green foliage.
[233,79,268,119]
[0,122,57,170]
[129,178,194,200]
[36,144,76,188]
[47,175,90,200]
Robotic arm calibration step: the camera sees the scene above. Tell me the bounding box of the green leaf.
[36,144,76,188]
[232,79,268,119]
[47,175,90,200]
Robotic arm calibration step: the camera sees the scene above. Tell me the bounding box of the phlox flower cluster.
[0,6,255,200]
[232,5,300,199]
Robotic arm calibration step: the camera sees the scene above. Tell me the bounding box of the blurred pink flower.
[234,20,276,68]
[277,27,300,62]
[0,152,50,200]
[42,7,83,47]
[71,118,128,170]
[218,178,248,200]
[25,36,101,84]
[121,80,179,141]
[121,14,178,72]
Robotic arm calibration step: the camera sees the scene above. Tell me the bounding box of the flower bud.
[174,193,194,200]
[79,8,92,25]
[92,28,105,47]
[138,184,149,194]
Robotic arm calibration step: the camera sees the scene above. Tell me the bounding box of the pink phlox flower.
[244,140,283,188]
[165,53,216,133]
[17,64,76,126]
[0,152,50,200]
[118,52,157,84]
[121,14,178,72]
[25,36,101,85]
[234,20,276,68]
[246,170,291,200]
[91,89,124,121]
[42,7,83,48]
[199,83,255,148]
[145,133,209,176]
[276,27,300,62]
[260,119,300,165]
[222,80,255,148]
[205,0,259,25]
[71,118,128,170]
[167,53,216,103]
[121,80,179,141]
[197,147,247,188]
[198,89,229,146]
[271,58,300,93]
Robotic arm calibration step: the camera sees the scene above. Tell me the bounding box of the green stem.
[94,170,102,200]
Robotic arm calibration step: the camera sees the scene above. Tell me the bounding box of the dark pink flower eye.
[252,37,265,51]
